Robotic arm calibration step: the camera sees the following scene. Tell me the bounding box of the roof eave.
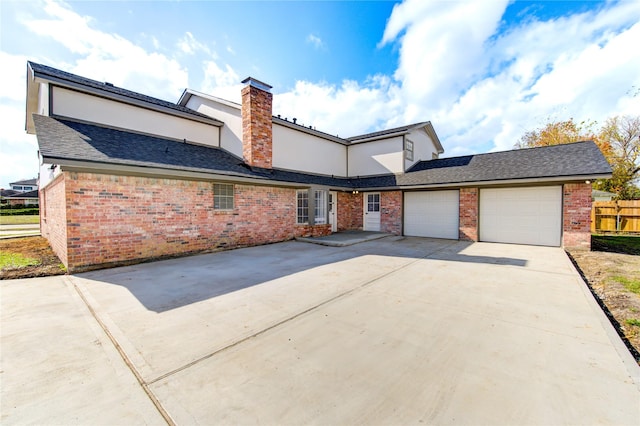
[31,69,224,127]
[25,62,39,134]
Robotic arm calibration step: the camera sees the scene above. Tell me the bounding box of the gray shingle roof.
[33,115,611,190]
[33,115,354,188]
[28,62,215,122]
[6,190,39,199]
[10,178,37,186]
[399,142,612,186]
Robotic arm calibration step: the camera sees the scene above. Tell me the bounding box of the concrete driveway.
[2,237,639,425]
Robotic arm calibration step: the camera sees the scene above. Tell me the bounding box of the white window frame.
[296,190,309,224]
[405,139,414,161]
[213,183,234,210]
[314,190,327,224]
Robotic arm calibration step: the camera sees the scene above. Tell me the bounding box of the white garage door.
[404,190,459,239]
[480,186,562,246]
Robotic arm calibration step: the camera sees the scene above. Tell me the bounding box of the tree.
[515,115,640,199]
[593,116,640,198]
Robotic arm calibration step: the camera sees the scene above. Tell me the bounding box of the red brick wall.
[380,191,402,235]
[337,191,363,231]
[459,187,478,241]
[241,84,272,169]
[57,172,330,271]
[39,174,68,267]
[562,183,592,250]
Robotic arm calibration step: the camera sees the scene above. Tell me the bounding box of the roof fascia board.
[272,117,348,145]
[26,63,40,134]
[178,88,242,109]
[35,72,224,127]
[43,157,347,190]
[348,131,408,144]
[360,174,613,192]
[424,122,444,154]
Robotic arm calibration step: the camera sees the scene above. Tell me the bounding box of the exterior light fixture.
[585,180,591,184]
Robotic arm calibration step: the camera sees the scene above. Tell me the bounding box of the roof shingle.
[33,115,612,190]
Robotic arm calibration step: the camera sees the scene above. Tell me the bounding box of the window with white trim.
[213,183,234,210]
[296,190,309,224]
[405,140,414,161]
[314,190,327,224]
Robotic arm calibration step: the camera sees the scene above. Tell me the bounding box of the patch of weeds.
[613,276,640,295]
[627,319,640,328]
[592,234,640,256]
[0,251,41,269]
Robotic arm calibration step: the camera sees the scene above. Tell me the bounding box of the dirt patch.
[0,237,66,280]
[569,249,640,363]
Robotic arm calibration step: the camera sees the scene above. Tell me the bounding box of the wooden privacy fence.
[591,200,640,233]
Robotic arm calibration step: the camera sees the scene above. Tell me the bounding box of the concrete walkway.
[0,223,40,239]
[2,237,639,424]
[296,230,390,246]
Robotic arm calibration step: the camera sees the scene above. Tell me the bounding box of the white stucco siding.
[273,125,347,176]
[185,96,243,158]
[348,137,403,176]
[404,128,439,171]
[51,87,220,147]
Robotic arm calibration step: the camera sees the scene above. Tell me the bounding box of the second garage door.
[404,190,459,239]
[480,186,562,246]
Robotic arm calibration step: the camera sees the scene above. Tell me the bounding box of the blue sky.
[1,0,639,189]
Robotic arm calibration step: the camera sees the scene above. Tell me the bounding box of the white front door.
[329,191,338,232]
[364,193,381,231]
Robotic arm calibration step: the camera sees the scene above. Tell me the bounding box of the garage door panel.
[404,191,459,239]
[480,187,562,247]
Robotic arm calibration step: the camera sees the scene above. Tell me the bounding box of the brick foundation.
[380,191,402,235]
[562,183,592,250]
[459,187,478,241]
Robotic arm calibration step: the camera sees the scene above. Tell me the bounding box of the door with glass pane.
[364,193,381,231]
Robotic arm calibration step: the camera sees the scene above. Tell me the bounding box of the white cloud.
[274,75,402,137]
[200,61,243,103]
[23,0,188,101]
[177,31,213,56]
[306,34,325,50]
[378,0,640,155]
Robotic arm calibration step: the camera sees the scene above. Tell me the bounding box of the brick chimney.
[241,77,273,169]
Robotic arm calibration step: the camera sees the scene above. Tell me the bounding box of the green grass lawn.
[0,252,40,269]
[592,234,640,256]
[0,215,40,225]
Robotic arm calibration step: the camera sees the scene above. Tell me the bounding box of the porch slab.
[295,230,391,246]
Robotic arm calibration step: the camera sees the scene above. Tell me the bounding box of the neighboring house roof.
[5,190,39,200]
[26,62,223,133]
[34,115,612,191]
[1,189,18,197]
[592,189,616,198]
[10,178,37,186]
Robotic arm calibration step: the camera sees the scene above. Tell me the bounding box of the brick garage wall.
[337,191,363,231]
[380,191,402,235]
[562,182,592,250]
[61,171,325,271]
[40,174,69,267]
[459,187,478,241]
